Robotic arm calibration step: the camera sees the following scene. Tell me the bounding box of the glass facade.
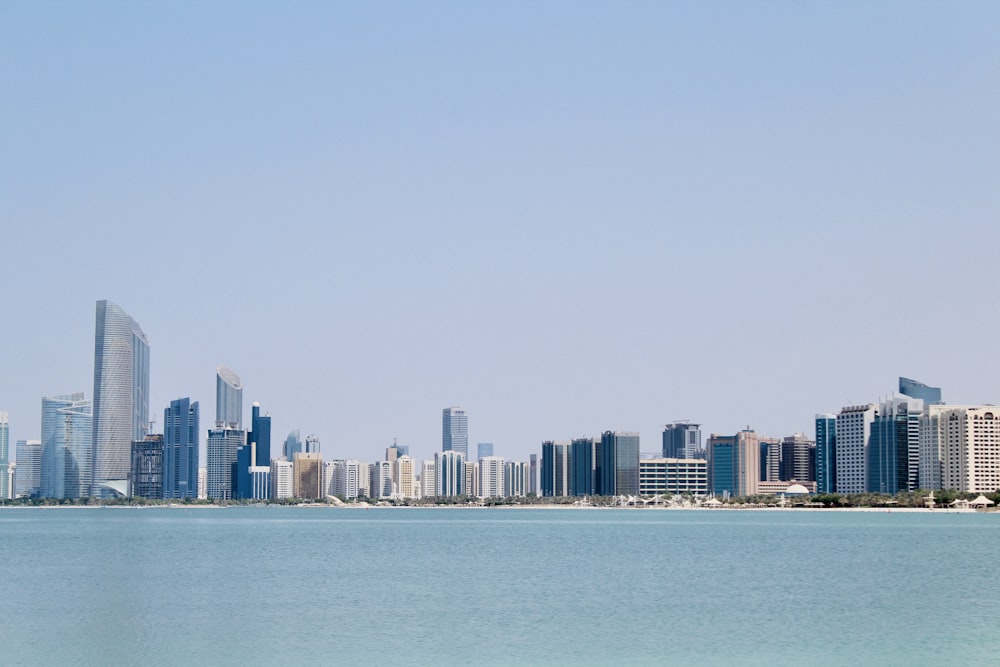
[600,431,640,496]
[91,300,149,495]
[662,422,702,459]
[899,377,942,405]
[442,407,468,456]
[216,366,243,428]
[41,394,92,499]
[163,398,199,499]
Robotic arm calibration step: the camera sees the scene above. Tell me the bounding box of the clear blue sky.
[2,1,999,464]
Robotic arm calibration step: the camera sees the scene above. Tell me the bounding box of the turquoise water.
[2,507,998,666]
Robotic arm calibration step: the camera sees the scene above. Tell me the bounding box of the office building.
[435,450,466,496]
[216,366,243,428]
[442,407,468,456]
[599,431,640,497]
[247,402,271,467]
[708,430,762,498]
[662,422,702,459]
[129,434,164,499]
[479,456,504,498]
[206,425,245,501]
[504,461,529,497]
[15,439,42,498]
[293,452,322,499]
[540,441,571,497]
[869,395,923,494]
[40,393,92,499]
[331,459,364,500]
[835,405,877,494]
[284,430,302,461]
[780,434,815,483]
[466,460,480,497]
[639,458,709,496]
[5,463,13,500]
[815,414,837,493]
[163,398,199,499]
[529,454,538,495]
[571,437,597,496]
[477,442,494,460]
[919,403,961,491]
[271,458,293,499]
[91,300,150,496]
[0,412,8,500]
[305,434,320,454]
[899,376,943,405]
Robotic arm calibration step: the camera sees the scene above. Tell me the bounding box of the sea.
[1,506,998,666]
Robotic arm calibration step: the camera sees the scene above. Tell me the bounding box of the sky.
[2,1,1000,465]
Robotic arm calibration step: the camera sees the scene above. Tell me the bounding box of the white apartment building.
[421,460,436,497]
[479,456,504,498]
[270,458,293,499]
[835,404,876,494]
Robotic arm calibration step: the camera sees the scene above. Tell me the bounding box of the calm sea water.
[1,507,998,666]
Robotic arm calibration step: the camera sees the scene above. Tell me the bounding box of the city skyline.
[3,3,1000,464]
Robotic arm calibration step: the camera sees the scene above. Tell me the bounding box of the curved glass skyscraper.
[91,300,149,496]
[216,366,243,428]
[41,393,92,499]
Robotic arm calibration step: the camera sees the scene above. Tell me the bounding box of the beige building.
[942,406,1000,493]
[396,455,415,498]
[293,452,322,499]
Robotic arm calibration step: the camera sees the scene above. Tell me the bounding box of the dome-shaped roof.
[785,483,810,495]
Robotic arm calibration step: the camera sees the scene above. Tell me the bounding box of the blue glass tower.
[815,415,837,493]
[443,407,469,456]
[248,403,271,467]
[41,393,92,499]
[899,377,942,405]
[571,437,596,496]
[163,398,199,499]
[599,431,639,496]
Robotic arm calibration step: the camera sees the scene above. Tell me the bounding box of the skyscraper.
[293,452,322,499]
[129,434,164,499]
[869,395,922,494]
[541,441,571,497]
[163,398,199,499]
[599,431,640,497]
[283,430,302,461]
[247,402,272,467]
[899,377,943,405]
[435,450,466,496]
[662,422,702,459]
[40,393,92,499]
[91,300,149,496]
[442,407,468,456]
[216,366,243,428]
[477,443,494,460]
[15,439,42,498]
[815,414,837,493]
[707,430,762,498]
[571,437,597,496]
[479,456,504,498]
[206,425,245,501]
[835,404,877,494]
[0,412,8,500]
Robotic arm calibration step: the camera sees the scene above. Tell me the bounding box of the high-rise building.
[779,434,815,483]
[899,377,943,405]
[5,463,13,500]
[283,430,302,461]
[919,403,961,491]
[293,452,322,499]
[0,412,8,500]
[941,406,1000,493]
[708,430,762,498]
[206,425,245,501]
[369,460,393,499]
[270,458,293,499]
[504,461,530,497]
[442,407,468,456]
[540,441,571,497]
[247,403,272,467]
[15,439,42,498]
[129,434,164,499]
[216,366,243,428]
[571,437,597,496]
[599,431,640,497]
[815,414,837,493]
[331,459,364,499]
[421,460,436,497]
[397,455,415,498]
[435,450,466,496]
[662,422,702,459]
[163,398,199,499]
[40,393,92,499]
[529,454,538,496]
[479,456,504,498]
[305,435,320,454]
[835,404,877,494]
[466,460,480,497]
[91,300,150,496]
[477,443,494,460]
[869,395,923,494]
